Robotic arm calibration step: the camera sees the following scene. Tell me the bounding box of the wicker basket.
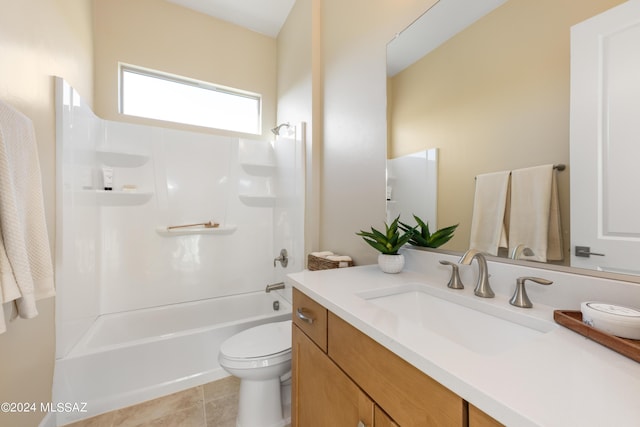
[308,254,354,271]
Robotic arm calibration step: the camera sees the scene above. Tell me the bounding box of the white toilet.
[218,320,292,427]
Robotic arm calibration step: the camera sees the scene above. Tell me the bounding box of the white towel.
[0,100,55,333]
[310,251,334,258]
[509,165,563,262]
[326,255,352,268]
[547,172,564,261]
[469,171,510,256]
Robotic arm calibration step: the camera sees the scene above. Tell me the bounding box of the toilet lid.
[221,320,292,359]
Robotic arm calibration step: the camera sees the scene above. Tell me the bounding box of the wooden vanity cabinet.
[292,288,474,426]
[292,324,375,426]
[375,406,399,427]
[292,324,399,426]
[328,313,464,426]
[292,288,506,426]
[469,404,504,427]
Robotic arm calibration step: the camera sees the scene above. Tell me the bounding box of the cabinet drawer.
[292,288,328,352]
[328,312,465,427]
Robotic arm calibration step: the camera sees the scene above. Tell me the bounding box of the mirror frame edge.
[408,246,640,284]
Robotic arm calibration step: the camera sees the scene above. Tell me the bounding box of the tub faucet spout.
[265,282,285,293]
[459,249,495,298]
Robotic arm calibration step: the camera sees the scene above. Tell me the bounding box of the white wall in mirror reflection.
[386,148,437,227]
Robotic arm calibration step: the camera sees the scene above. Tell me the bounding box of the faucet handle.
[273,248,288,268]
[439,260,465,289]
[509,277,553,308]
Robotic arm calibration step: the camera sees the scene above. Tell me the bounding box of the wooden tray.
[553,310,640,363]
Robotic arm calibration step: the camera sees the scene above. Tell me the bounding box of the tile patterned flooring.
[66,376,241,427]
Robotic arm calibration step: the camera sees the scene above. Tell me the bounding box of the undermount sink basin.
[358,283,556,355]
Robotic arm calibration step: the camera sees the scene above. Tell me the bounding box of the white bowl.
[581,302,640,340]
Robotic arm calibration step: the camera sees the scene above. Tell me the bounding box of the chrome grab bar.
[167,221,218,230]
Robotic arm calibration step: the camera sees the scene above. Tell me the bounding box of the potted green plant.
[399,214,458,248]
[356,216,414,273]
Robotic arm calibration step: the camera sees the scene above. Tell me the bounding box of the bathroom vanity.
[288,248,640,426]
[292,287,498,426]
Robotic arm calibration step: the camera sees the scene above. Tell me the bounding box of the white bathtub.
[53,291,292,426]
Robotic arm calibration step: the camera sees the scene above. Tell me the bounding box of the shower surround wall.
[56,78,280,356]
[53,78,302,423]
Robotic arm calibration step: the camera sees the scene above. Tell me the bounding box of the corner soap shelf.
[238,194,276,207]
[155,225,237,236]
[240,162,276,176]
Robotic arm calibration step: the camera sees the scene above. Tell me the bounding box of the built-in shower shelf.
[97,149,150,167]
[238,194,276,207]
[94,190,153,206]
[240,162,276,176]
[155,225,237,236]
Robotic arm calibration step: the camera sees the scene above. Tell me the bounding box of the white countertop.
[287,250,640,427]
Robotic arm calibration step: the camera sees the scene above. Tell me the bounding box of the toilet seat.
[219,320,292,369]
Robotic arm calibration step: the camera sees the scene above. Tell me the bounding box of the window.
[119,64,261,134]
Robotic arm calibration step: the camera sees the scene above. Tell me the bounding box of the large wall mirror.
[386,0,638,278]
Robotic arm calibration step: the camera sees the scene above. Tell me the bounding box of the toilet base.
[236,378,290,427]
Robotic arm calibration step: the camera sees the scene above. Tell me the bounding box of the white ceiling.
[166,0,296,38]
[387,0,508,76]
[167,0,507,77]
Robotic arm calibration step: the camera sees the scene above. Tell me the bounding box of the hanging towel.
[0,100,55,333]
[509,164,563,262]
[547,172,564,261]
[469,171,510,256]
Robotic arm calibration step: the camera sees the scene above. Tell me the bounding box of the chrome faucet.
[459,249,495,298]
[439,260,465,289]
[265,282,285,293]
[509,277,553,308]
[510,244,534,260]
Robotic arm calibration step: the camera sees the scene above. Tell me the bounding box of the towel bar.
[474,164,566,180]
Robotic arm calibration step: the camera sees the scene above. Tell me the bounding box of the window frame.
[118,63,262,134]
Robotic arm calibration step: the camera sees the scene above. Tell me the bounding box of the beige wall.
[276,0,435,265]
[0,1,94,426]
[389,0,625,253]
[93,0,277,139]
[318,0,435,265]
[276,0,320,258]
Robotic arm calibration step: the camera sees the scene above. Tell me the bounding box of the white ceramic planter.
[378,253,405,274]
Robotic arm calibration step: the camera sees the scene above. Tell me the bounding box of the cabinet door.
[292,324,374,427]
[375,406,399,427]
[328,313,465,426]
[469,404,504,427]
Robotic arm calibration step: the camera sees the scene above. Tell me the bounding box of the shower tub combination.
[53,79,305,426]
[53,291,291,426]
